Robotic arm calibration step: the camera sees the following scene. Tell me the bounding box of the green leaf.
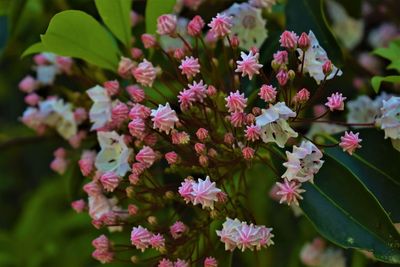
[300,154,400,263]
[21,42,45,58]
[40,10,120,71]
[94,0,132,47]
[371,76,400,93]
[325,129,400,222]
[286,0,343,65]
[387,60,400,72]
[373,42,400,62]
[145,0,176,34]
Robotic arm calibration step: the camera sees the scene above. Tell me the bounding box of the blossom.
[204,257,218,267]
[178,89,196,111]
[235,51,263,80]
[245,124,261,141]
[131,226,153,251]
[129,103,151,120]
[174,259,189,267]
[230,112,246,127]
[297,31,343,84]
[141,33,157,48]
[165,151,179,165]
[95,131,132,177]
[132,59,157,87]
[128,119,146,139]
[298,32,310,50]
[300,238,326,266]
[325,92,346,111]
[103,80,119,96]
[282,141,324,183]
[100,172,121,192]
[170,221,187,239]
[71,199,86,213]
[187,15,205,36]
[111,102,129,125]
[158,258,174,267]
[136,146,156,168]
[118,57,134,78]
[242,147,255,160]
[19,75,38,93]
[276,179,305,206]
[294,88,310,104]
[179,178,195,203]
[191,176,221,209]
[208,13,232,38]
[339,131,362,155]
[223,3,268,49]
[196,128,209,141]
[92,249,114,264]
[87,85,113,130]
[276,69,288,86]
[259,84,277,103]
[273,51,288,65]
[225,90,247,113]
[179,56,201,79]
[172,131,190,144]
[279,30,298,49]
[79,150,96,176]
[187,80,207,102]
[150,233,165,250]
[157,14,177,35]
[151,103,179,134]
[126,85,145,103]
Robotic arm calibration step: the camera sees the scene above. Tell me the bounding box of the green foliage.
[286,0,343,66]
[300,129,400,263]
[94,0,132,47]
[372,39,400,92]
[145,0,176,34]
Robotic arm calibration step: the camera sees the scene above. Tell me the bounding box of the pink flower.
[104,80,119,96]
[230,112,246,127]
[204,257,218,267]
[157,14,177,35]
[24,93,40,106]
[199,155,209,167]
[230,35,239,48]
[276,179,305,206]
[293,88,310,104]
[259,85,277,103]
[100,172,121,192]
[83,181,102,196]
[224,132,235,145]
[174,48,186,60]
[194,142,206,154]
[92,249,113,264]
[179,178,195,203]
[150,233,165,250]
[170,221,188,239]
[165,151,179,165]
[129,104,151,120]
[111,102,129,125]
[128,119,146,139]
[235,51,263,80]
[208,13,232,38]
[118,57,134,78]
[245,124,261,142]
[19,75,37,93]
[339,131,362,155]
[131,226,153,251]
[141,33,157,49]
[276,69,289,86]
[225,91,247,113]
[128,204,138,216]
[322,60,333,75]
[187,15,205,36]
[136,146,156,168]
[50,157,67,175]
[242,147,255,160]
[279,30,298,49]
[196,128,209,141]
[126,85,145,103]
[179,56,201,79]
[158,258,174,267]
[273,51,288,65]
[33,54,48,65]
[79,150,96,176]
[325,92,346,111]
[151,103,179,133]
[171,131,190,144]
[131,47,143,59]
[129,174,139,185]
[71,199,86,213]
[191,176,221,209]
[132,59,157,87]
[298,32,310,50]
[56,56,73,74]
[143,133,158,146]
[174,259,189,267]
[178,89,196,111]
[188,80,207,102]
[207,85,217,96]
[92,234,111,250]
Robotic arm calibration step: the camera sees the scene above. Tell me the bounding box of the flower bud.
[147,216,158,225]
[298,32,310,50]
[322,60,333,76]
[288,69,296,81]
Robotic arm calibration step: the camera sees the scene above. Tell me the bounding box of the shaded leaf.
[94,0,132,47]
[145,0,176,34]
[371,76,400,93]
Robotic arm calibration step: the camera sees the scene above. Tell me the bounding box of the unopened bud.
[165,191,174,199]
[126,186,135,198]
[288,70,296,81]
[147,216,157,225]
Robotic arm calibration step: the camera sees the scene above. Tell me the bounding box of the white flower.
[223,3,268,50]
[39,98,77,139]
[378,96,400,151]
[297,31,343,84]
[216,218,242,251]
[326,0,364,50]
[95,131,132,176]
[36,65,58,85]
[282,141,324,183]
[87,85,113,130]
[256,102,298,147]
[191,176,221,210]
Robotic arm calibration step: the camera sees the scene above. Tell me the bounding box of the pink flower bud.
[279,30,298,50]
[194,142,206,154]
[132,59,157,87]
[19,75,37,93]
[129,104,151,120]
[187,15,205,36]
[128,204,139,216]
[130,47,143,60]
[118,57,134,78]
[129,173,140,185]
[325,92,346,111]
[208,148,217,158]
[71,199,86,213]
[298,32,310,50]
[83,181,102,196]
[50,157,68,174]
[196,128,209,141]
[100,172,121,192]
[224,132,234,145]
[33,54,48,65]
[174,48,186,60]
[204,257,218,267]
[322,60,333,75]
[56,56,73,74]
[245,124,261,142]
[24,93,40,106]
[259,84,277,103]
[199,155,209,167]
[170,221,187,239]
[74,107,88,124]
[252,107,261,116]
[54,147,66,158]
[230,35,240,48]
[293,88,310,103]
[276,69,289,86]
[207,85,217,96]
[143,133,158,146]
[339,131,362,155]
[157,14,177,35]
[179,56,201,79]
[165,151,179,165]
[242,147,255,160]
[208,13,232,38]
[136,146,156,168]
[79,150,96,176]
[69,130,87,148]
[126,85,145,103]
[230,112,246,127]
[273,50,288,65]
[111,102,129,125]
[225,90,247,113]
[141,34,157,49]
[246,113,256,125]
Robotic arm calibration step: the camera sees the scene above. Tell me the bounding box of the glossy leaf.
[94,0,132,47]
[145,0,176,34]
[286,0,343,65]
[300,152,400,263]
[40,10,120,71]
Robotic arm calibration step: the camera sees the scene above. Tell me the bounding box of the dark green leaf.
[371,76,400,93]
[94,0,132,47]
[286,0,343,65]
[145,0,176,34]
[334,0,362,18]
[301,154,400,263]
[40,10,120,71]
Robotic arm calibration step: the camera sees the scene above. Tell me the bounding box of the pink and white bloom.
[208,13,232,38]
[294,88,310,104]
[230,112,246,127]
[276,69,289,86]
[282,141,324,183]
[103,80,119,96]
[245,124,261,142]
[118,57,134,78]
[19,75,38,93]
[141,33,157,49]
[128,118,146,139]
[158,258,174,267]
[191,176,222,210]
[179,56,201,79]
[188,80,207,102]
[79,150,96,176]
[136,146,156,168]
[151,103,179,134]
[178,89,196,111]
[378,97,400,148]
[165,151,179,165]
[187,15,205,36]
[276,179,305,206]
[196,128,209,141]
[129,103,151,120]
[235,51,263,80]
[131,226,153,251]
[71,199,86,213]
[273,51,288,65]
[242,147,255,160]
[150,233,165,250]
[157,14,177,35]
[179,178,195,203]
[259,84,277,103]
[174,259,189,267]
[279,30,298,49]
[126,85,145,103]
[100,172,121,192]
[204,257,218,267]
[339,131,362,155]
[170,221,188,239]
[325,92,346,111]
[132,59,157,87]
[225,90,247,113]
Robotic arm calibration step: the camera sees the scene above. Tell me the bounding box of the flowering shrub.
[18,0,400,266]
